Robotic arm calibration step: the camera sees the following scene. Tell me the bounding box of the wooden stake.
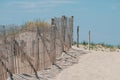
[77,26,79,47]
[88,30,91,50]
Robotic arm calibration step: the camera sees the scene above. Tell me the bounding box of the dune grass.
[0,20,50,37]
[73,41,120,51]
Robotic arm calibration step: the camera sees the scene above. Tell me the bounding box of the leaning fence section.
[0,16,73,80]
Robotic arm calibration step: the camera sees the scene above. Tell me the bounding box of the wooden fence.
[0,16,73,80]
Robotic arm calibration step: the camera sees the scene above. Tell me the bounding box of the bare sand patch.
[54,48,120,80]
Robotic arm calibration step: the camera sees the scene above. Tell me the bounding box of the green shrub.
[117,45,120,49]
[73,41,77,45]
[81,41,88,46]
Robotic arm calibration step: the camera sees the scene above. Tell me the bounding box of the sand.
[8,46,86,80]
[53,47,120,80]
[7,46,120,80]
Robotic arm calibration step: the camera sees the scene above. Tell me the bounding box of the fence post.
[35,26,39,71]
[2,25,6,44]
[61,16,65,52]
[88,30,91,50]
[71,16,74,46]
[51,18,56,64]
[77,26,79,47]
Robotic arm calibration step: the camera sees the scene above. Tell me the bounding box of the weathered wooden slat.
[0,16,74,80]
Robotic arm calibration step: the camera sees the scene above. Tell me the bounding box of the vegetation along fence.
[0,16,73,80]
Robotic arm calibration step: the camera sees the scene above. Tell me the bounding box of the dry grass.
[75,41,120,52]
[0,20,50,39]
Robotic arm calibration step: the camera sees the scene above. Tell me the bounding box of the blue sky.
[0,0,120,45]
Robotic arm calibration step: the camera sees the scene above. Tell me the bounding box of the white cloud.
[111,3,120,10]
[7,0,76,9]
[1,0,77,14]
[50,0,76,4]
[112,6,117,10]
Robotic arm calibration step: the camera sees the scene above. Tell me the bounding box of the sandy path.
[54,50,120,80]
